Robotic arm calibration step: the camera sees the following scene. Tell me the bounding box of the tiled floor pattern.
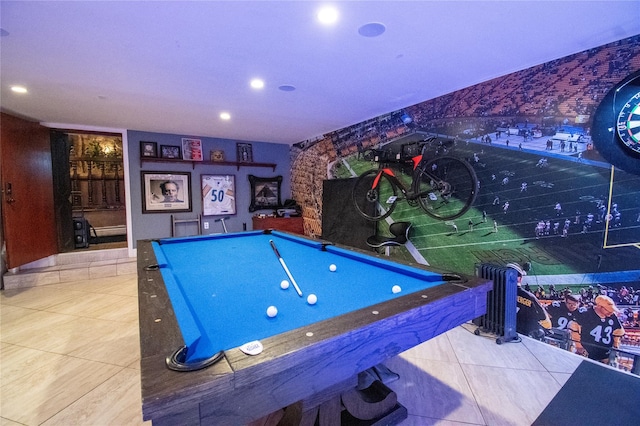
[1,267,587,425]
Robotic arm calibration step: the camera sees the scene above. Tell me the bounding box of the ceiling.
[2,1,639,145]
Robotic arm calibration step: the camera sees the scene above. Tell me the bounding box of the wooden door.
[1,112,58,269]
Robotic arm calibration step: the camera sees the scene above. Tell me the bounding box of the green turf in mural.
[340,140,640,283]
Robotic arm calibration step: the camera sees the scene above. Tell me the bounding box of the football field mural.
[291,35,640,372]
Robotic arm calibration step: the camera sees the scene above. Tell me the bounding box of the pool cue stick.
[269,240,303,297]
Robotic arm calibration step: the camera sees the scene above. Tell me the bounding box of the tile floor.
[1,264,586,426]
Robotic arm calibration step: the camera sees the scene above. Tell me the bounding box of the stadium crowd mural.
[290,35,640,371]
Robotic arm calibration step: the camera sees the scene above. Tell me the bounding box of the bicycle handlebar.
[365,136,438,164]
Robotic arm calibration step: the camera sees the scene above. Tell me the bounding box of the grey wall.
[128,130,291,245]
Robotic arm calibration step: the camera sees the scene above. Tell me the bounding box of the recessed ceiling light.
[220,112,231,120]
[11,85,27,94]
[317,6,338,25]
[358,22,386,37]
[250,79,264,89]
[278,85,296,92]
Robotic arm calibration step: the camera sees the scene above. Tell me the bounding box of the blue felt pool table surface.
[152,230,447,363]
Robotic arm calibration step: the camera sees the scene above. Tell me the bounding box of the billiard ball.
[329,264,337,272]
[307,294,317,305]
[392,285,402,294]
[266,306,278,317]
[280,280,290,289]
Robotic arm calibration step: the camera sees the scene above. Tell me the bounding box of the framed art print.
[182,138,203,161]
[160,145,181,159]
[140,141,158,158]
[210,149,225,162]
[201,174,236,216]
[248,175,282,212]
[141,171,192,213]
[236,143,254,163]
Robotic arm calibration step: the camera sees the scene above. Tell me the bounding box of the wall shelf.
[140,158,276,171]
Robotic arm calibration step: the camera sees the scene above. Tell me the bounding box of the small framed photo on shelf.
[236,143,253,163]
[201,174,236,216]
[141,171,192,213]
[210,149,225,162]
[160,145,181,159]
[182,138,203,161]
[248,175,282,212]
[140,141,158,158]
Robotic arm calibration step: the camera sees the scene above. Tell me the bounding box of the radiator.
[473,264,519,344]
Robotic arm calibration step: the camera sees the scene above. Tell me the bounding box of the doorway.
[52,130,127,252]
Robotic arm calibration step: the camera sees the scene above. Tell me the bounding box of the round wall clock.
[592,70,640,175]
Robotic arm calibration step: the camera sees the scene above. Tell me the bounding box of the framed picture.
[141,171,192,213]
[161,145,181,159]
[236,143,254,163]
[140,141,158,158]
[182,138,203,161]
[210,149,225,162]
[248,175,282,212]
[201,174,236,216]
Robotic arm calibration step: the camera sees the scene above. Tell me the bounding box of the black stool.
[366,222,412,255]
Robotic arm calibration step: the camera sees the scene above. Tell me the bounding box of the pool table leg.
[247,408,286,426]
[341,380,398,421]
[247,401,318,426]
[251,376,407,426]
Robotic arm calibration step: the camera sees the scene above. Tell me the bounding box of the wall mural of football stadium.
[291,35,640,373]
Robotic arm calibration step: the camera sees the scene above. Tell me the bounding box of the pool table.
[137,230,491,425]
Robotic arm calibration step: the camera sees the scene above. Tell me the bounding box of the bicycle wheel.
[352,169,398,221]
[414,156,477,220]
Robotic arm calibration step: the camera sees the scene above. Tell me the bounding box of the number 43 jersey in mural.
[569,296,625,362]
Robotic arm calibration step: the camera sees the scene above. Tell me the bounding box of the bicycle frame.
[370,154,424,194]
[352,139,478,221]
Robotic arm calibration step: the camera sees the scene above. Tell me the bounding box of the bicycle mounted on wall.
[352,137,478,221]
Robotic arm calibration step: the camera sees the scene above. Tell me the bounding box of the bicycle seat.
[366,222,412,250]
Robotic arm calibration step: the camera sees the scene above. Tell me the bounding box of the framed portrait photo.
[248,175,282,212]
[140,141,158,158]
[201,174,236,216]
[182,138,203,161]
[141,171,192,213]
[160,145,181,159]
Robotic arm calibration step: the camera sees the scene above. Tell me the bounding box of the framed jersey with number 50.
[201,175,236,216]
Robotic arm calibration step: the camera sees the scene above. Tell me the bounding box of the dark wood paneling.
[50,131,74,252]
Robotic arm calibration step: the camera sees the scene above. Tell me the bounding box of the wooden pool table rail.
[137,238,491,425]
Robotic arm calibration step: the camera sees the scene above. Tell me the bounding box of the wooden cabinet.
[252,216,304,235]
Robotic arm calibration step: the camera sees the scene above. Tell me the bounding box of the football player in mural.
[568,295,625,364]
[546,292,585,330]
[507,263,552,339]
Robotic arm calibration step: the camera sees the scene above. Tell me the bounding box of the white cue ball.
[307,294,318,305]
[280,280,290,289]
[329,264,337,272]
[266,306,278,318]
[392,285,402,294]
